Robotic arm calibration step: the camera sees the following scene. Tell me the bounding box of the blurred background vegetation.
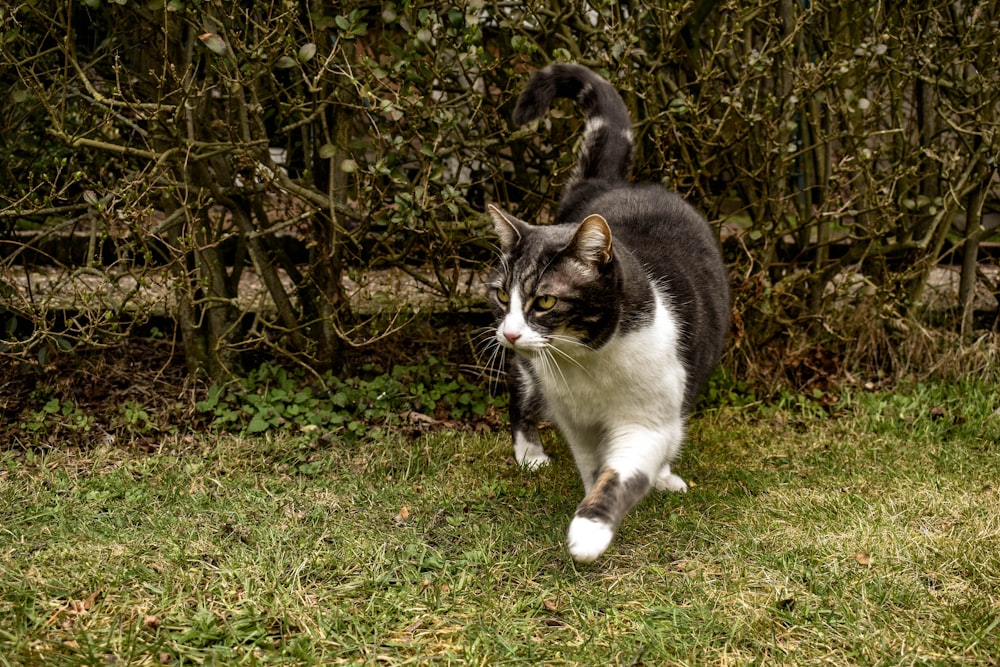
[1,0,998,394]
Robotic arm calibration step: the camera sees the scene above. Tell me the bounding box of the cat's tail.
[513,63,633,184]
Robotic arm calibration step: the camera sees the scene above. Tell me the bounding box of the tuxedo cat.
[486,64,730,562]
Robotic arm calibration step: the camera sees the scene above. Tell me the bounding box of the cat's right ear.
[487,205,524,254]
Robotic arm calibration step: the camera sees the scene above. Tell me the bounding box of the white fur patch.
[532,290,688,483]
[583,115,606,139]
[571,115,608,183]
[567,516,614,563]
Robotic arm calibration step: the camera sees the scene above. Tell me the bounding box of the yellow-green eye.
[534,294,557,311]
[496,288,510,304]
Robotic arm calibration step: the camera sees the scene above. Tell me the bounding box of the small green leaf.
[247,412,272,434]
[298,43,317,63]
[196,385,222,411]
[199,33,228,56]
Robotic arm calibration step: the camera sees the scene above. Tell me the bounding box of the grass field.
[2,382,999,665]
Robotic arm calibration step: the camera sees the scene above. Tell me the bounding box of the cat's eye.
[496,288,510,304]
[534,294,557,311]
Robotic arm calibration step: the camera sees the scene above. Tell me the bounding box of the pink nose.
[503,329,521,343]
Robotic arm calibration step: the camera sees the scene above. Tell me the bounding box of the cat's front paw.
[567,517,614,563]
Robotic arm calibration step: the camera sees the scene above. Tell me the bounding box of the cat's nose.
[503,329,521,343]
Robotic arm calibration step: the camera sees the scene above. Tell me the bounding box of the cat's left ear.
[569,214,613,266]
[487,205,525,253]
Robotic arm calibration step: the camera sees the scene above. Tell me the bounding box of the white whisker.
[538,346,573,391]
[545,338,592,376]
[486,343,506,395]
[548,334,591,350]
[469,325,509,397]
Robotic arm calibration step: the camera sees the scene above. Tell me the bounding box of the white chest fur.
[531,292,687,433]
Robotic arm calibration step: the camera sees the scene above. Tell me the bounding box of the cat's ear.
[569,214,613,266]
[487,204,525,253]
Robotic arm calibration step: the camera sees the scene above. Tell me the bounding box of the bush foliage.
[1,0,998,382]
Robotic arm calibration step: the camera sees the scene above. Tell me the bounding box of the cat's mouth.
[495,328,587,358]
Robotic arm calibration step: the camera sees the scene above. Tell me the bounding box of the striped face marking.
[496,287,549,351]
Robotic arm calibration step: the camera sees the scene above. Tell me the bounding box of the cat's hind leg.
[654,462,688,493]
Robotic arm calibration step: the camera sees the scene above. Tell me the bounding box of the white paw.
[513,431,550,470]
[655,469,688,493]
[567,517,614,563]
[518,452,551,470]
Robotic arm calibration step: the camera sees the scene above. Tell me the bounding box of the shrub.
[1,0,997,384]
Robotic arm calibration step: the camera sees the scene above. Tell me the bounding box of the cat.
[485,64,730,563]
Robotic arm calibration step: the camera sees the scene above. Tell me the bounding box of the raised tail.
[513,64,634,185]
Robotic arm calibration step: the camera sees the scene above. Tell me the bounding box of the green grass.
[2,382,999,665]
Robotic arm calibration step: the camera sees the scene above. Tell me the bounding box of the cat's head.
[486,205,619,355]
